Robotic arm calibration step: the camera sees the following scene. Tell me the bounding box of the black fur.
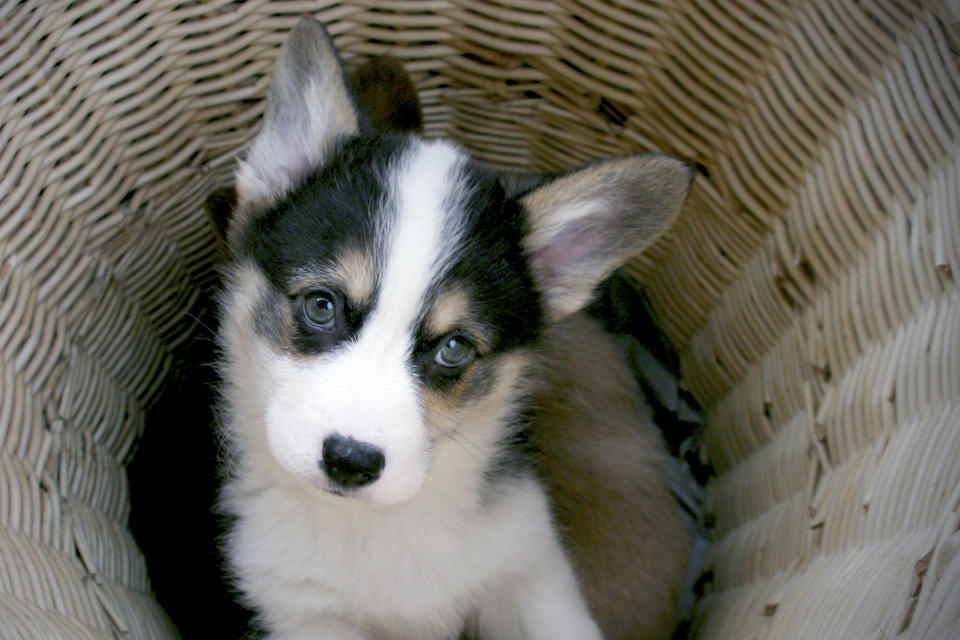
[240,135,409,294]
[442,164,544,353]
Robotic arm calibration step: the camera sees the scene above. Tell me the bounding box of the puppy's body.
[218,18,691,640]
[531,314,690,640]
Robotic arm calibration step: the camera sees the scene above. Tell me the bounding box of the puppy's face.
[220,18,691,505]
[225,136,542,504]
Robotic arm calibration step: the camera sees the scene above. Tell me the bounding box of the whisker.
[444,429,485,465]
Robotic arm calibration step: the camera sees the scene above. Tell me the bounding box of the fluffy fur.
[217,17,692,640]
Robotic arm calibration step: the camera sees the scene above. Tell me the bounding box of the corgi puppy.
[217,17,692,640]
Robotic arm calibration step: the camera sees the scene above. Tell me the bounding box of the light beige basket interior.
[1,1,958,638]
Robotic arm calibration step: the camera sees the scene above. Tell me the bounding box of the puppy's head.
[220,18,692,505]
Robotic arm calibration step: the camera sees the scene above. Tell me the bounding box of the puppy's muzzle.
[321,434,385,490]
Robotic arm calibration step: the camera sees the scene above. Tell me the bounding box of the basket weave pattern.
[1,1,958,638]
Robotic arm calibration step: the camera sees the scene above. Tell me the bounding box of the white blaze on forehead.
[277,140,471,504]
[369,139,470,346]
[316,140,470,502]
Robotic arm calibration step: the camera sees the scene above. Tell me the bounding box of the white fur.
[218,139,604,638]
[224,451,596,639]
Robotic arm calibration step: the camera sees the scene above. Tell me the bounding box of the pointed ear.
[351,55,423,134]
[234,17,361,209]
[521,154,693,322]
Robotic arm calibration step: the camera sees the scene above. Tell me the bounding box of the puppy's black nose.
[321,434,385,489]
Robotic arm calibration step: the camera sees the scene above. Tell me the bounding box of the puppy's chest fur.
[229,463,552,637]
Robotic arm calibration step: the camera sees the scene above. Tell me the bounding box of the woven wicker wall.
[1,1,958,638]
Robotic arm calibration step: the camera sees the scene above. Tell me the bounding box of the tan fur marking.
[286,249,375,306]
[424,287,472,337]
[335,248,375,305]
[422,361,481,436]
[422,387,462,437]
[423,352,530,437]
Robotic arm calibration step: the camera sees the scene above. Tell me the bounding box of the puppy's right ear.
[233,18,361,219]
[521,154,692,323]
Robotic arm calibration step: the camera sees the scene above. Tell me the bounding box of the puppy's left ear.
[521,154,693,322]
[235,17,361,209]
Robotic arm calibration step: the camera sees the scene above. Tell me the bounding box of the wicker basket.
[1,1,958,638]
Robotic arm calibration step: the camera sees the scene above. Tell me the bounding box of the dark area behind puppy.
[127,304,252,638]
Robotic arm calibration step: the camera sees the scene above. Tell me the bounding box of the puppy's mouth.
[323,485,347,498]
[313,476,381,504]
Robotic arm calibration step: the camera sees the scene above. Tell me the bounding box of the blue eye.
[301,290,337,330]
[434,335,475,369]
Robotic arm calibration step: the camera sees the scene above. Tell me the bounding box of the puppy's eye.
[301,290,338,330]
[434,335,475,370]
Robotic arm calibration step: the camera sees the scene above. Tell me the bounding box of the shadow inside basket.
[127,284,256,638]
